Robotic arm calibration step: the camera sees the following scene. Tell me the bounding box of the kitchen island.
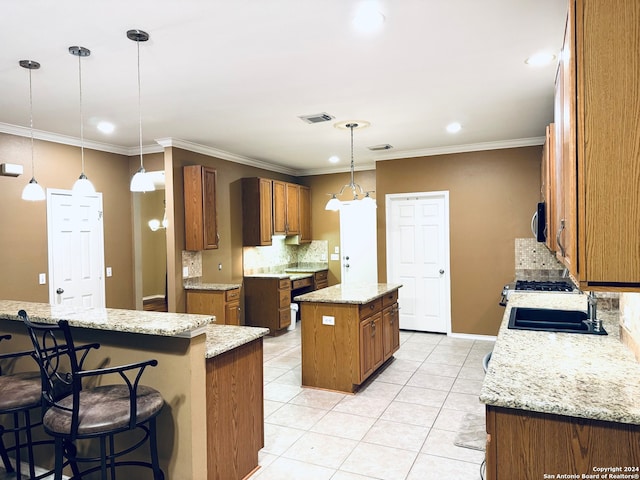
[481,292,640,479]
[0,300,268,480]
[295,283,401,393]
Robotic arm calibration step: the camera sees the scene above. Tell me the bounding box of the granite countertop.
[0,300,212,338]
[183,282,242,291]
[244,273,313,281]
[204,324,269,358]
[480,292,640,425]
[294,283,402,304]
[284,264,329,274]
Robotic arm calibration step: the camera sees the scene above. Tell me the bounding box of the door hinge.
[98,211,103,220]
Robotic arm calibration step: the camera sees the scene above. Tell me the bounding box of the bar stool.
[0,333,47,479]
[19,310,165,480]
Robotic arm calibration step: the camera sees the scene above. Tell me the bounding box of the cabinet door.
[285,183,300,235]
[242,178,273,246]
[542,124,557,253]
[298,185,311,243]
[225,301,240,326]
[184,165,218,251]
[359,312,383,382]
[272,180,287,235]
[382,304,400,361]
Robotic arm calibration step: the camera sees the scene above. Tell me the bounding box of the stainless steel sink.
[508,307,607,335]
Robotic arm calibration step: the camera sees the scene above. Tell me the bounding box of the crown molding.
[155,137,299,176]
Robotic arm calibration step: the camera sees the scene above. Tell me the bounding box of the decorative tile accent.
[515,238,565,279]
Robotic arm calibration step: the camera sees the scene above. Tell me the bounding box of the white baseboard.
[448,332,497,342]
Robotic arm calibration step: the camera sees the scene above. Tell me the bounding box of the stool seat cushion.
[43,384,164,436]
[0,372,41,410]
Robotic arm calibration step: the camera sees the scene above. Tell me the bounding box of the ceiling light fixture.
[446,122,462,134]
[128,29,155,193]
[69,46,96,196]
[353,2,385,34]
[149,200,168,231]
[325,122,375,211]
[19,59,46,202]
[525,51,556,67]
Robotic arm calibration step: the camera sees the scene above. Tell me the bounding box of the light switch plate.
[106,267,112,277]
[334,246,340,254]
[38,273,46,285]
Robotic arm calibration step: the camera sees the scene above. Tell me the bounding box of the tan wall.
[141,189,168,297]
[164,147,296,313]
[0,133,135,308]
[376,147,542,336]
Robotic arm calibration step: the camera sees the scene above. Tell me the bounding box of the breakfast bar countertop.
[183,282,242,291]
[480,292,640,425]
[0,299,213,338]
[294,283,402,305]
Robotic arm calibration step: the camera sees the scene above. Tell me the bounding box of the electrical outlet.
[106,267,112,277]
[218,263,223,271]
[322,315,335,326]
[330,253,339,261]
[38,273,46,285]
[321,253,327,261]
[183,266,189,277]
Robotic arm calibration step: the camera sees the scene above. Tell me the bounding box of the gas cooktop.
[515,280,575,292]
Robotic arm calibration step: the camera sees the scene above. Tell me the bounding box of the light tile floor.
[249,326,494,480]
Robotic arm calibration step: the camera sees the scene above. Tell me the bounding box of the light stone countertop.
[244,273,313,281]
[294,283,402,304]
[183,282,242,291]
[204,324,270,359]
[480,291,640,425]
[0,300,212,338]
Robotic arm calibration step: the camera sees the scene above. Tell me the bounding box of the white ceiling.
[0,0,566,176]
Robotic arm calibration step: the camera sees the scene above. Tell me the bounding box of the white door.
[386,192,451,333]
[47,189,105,307]
[339,200,378,285]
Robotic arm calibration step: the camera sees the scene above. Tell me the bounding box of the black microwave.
[532,202,546,242]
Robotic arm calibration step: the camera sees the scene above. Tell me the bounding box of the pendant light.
[325,122,376,211]
[69,46,96,196]
[128,29,155,193]
[19,59,46,202]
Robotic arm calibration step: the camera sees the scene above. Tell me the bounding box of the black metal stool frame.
[0,333,54,479]
[19,311,164,480]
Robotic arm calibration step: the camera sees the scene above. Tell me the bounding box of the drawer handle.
[370,304,375,310]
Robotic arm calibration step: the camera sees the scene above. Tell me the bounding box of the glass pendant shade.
[22,177,46,201]
[361,193,377,208]
[72,173,96,196]
[130,166,155,192]
[325,195,341,211]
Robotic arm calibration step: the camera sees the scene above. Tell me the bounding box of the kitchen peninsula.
[481,292,640,479]
[295,283,401,393]
[0,300,268,480]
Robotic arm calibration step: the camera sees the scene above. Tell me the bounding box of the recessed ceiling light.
[353,2,385,34]
[525,51,556,67]
[328,155,340,164]
[97,121,115,134]
[446,122,462,134]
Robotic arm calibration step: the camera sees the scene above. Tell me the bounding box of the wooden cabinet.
[186,288,241,325]
[300,288,400,393]
[313,270,328,290]
[485,405,640,480]
[184,165,219,251]
[359,298,384,381]
[541,124,557,252]
[242,177,273,246]
[551,0,640,290]
[273,180,300,236]
[298,185,312,243]
[382,290,400,361]
[244,277,291,334]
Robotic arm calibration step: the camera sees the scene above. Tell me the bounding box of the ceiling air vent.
[298,112,334,124]
[368,144,393,151]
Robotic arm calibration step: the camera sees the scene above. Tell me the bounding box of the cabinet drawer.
[278,278,291,290]
[382,290,398,308]
[359,298,382,319]
[315,280,329,290]
[279,290,291,308]
[292,277,312,290]
[225,288,240,302]
[278,307,291,329]
[315,270,328,281]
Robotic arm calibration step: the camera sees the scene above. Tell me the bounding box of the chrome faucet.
[587,292,602,332]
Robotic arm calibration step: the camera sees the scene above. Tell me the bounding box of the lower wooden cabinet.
[359,311,384,381]
[186,288,241,325]
[485,405,640,480]
[244,277,291,334]
[382,303,400,360]
[313,270,329,290]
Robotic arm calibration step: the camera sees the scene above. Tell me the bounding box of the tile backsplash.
[515,237,565,279]
[243,237,328,274]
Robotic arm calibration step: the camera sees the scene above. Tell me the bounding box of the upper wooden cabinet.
[184,165,219,251]
[242,177,273,246]
[273,180,300,236]
[541,124,557,253]
[242,178,311,246]
[552,0,640,290]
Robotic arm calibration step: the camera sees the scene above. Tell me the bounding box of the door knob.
[439,269,445,274]
[345,264,350,268]
[56,288,64,294]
